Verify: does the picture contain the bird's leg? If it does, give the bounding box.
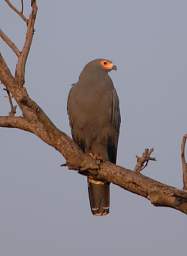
[79,154,99,174]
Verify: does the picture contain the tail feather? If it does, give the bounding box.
[87,177,110,216]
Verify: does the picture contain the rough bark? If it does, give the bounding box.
[1,0,187,215]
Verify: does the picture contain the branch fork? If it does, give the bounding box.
[4,0,28,23]
[134,148,156,173]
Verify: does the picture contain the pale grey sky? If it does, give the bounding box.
[0,1,187,255]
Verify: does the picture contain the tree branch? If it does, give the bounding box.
[134,148,156,173]
[15,0,38,86]
[181,134,187,190]
[95,162,187,214]
[0,29,20,57]
[21,0,24,14]
[1,113,187,215]
[0,52,16,89]
[4,0,27,23]
[0,116,35,133]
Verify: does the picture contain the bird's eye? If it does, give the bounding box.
[100,60,113,70]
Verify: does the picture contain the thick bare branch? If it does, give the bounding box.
[0,52,16,88]
[181,134,187,190]
[4,0,27,23]
[0,52,33,113]
[0,29,20,57]
[15,0,38,86]
[0,116,34,133]
[1,111,187,214]
[97,162,187,214]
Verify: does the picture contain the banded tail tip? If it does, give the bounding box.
[91,207,109,216]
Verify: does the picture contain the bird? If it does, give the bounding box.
[67,59,121,216]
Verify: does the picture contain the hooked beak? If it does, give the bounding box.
[112,64,117,71]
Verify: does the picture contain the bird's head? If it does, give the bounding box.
[99,59,117,72]
[79,59,117,81]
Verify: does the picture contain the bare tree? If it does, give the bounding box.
[1,0,187,215]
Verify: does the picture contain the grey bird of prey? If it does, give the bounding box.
[67,59,121,216]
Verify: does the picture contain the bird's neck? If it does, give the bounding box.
[79,72,108,84]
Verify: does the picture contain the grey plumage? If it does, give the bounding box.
[67,59,120,215]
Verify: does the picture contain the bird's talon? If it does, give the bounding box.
[80,158,99,172]
[88,152,104,164]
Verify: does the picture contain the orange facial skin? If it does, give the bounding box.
[100,60,117,71]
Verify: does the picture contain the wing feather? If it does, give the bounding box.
[67,85,86,151]
[107,88,121,163]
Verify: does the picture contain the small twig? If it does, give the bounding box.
[181,134,187,190]
[134,148,156,173]
[3,88,17,116]
[21,0,24,14]
[0,29,20,57]
[4,0,28,23]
